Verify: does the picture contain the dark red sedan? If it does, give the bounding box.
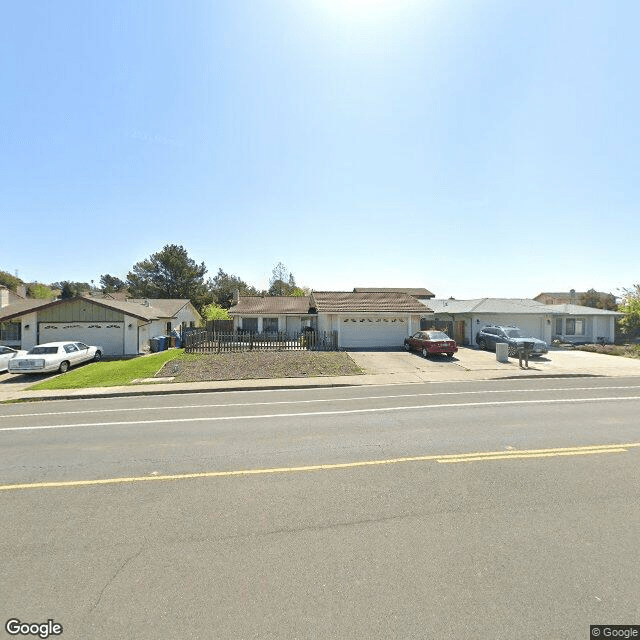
[404,330,458,358]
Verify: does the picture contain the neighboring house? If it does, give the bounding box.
[353,287,435,299]
[422,298,622,346]
[534,290,614,305]
[230,291,430,348]
[229,296,316,335]
[0,295,201,356]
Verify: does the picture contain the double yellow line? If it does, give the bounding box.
[0,443,637,492]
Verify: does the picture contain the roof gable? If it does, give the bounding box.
[230,296,312,315]
[311,291,429,313]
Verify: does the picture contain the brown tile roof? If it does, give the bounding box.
[311,291,430,313]
[353,287,435,298]
[230,296,313,315]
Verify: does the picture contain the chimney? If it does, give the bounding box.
[0,286,9,308]
[570,289,576,304]
[232,288,239,305]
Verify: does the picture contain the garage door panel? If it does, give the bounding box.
[38,323,124,355]
[340,317,409,348]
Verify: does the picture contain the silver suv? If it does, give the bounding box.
[475,325,548,357]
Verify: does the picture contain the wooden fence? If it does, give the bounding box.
[184,330,338,353]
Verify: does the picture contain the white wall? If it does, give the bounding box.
[21,313,38,350]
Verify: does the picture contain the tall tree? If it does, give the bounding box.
[579,288,617,311]
[54,281,90,299]
[126,245,208,307]
[268,262,302,296]
[208,268,258,309]
[619,284,640,337]
[99,274,127,293]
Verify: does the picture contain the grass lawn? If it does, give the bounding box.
[28,350,184,390]
[27,349,363,390]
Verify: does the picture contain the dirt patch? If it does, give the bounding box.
[156,351,363,382]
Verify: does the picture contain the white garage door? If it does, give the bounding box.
[340,317,409,348]
[38,323,125,356]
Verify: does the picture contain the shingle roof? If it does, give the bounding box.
[311,291,430,313]
[230,296,313,315]
[353,287,435,298]
[425,298,622,316]
[0,296,199,322]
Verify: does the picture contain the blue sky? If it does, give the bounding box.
[2,0,638,298]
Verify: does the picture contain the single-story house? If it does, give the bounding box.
[0,294,201,356]
[421,298,622,346]
[230,291,430,348]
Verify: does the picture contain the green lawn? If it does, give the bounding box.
[28,350,184,390]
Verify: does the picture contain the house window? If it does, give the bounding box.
[242,318,258,333]
[565,318,585,336]
[0,322,21,342]
[166,322,172,334]
[555,318,563,335]
[263,317,278,333]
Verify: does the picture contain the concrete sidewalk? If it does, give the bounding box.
[3,348,640,403]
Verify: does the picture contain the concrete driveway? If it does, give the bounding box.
[347,346,640,378]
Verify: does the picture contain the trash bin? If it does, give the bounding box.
[150,337,160,353]
[156,336,167,351]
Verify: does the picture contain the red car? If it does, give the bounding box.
[404,330,458,358]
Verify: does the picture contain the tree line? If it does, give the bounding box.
[1,245,308,321]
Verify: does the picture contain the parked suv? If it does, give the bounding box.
[475,325,548,357]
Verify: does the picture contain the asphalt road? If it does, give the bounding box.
[1,377,639,639]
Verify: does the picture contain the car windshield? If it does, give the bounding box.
[505,329,526,338]
[426,331,450,340]
[28,347,59,355]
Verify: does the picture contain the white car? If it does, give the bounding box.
[7,341,103,374]
[0,346,27,372]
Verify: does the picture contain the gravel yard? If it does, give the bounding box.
[156,351,363,382]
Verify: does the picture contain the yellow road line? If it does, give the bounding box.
[0,442,638,492]
[438,448,628,463]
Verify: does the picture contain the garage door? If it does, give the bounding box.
[38,322,125,356]
[340,317,409,348]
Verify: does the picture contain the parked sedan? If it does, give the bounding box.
[0,346,27,372]
[7,341,103,374]
[404,330,458,358]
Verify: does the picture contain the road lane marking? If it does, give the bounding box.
[2,395,640,432]
[6,385,640,418]
[0,443,638,491]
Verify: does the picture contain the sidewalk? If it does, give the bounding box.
[2,347,640,404]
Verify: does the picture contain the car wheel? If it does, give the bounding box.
[59,361,70,373]
[422,348,429,358]
[404,342,410,351]
[508,345,518,357]
[446,353,454,358]
[93,350,102,362]
[478,339,487,350]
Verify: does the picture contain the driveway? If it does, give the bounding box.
[347,346,640,378]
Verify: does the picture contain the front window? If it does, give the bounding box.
[263,317,278,333]
[505,329,526,338]
[0,322,21,342]
[242,318,258,333]
[555,318,563,335]
[64,344,79,353]
[565,318,585,336]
